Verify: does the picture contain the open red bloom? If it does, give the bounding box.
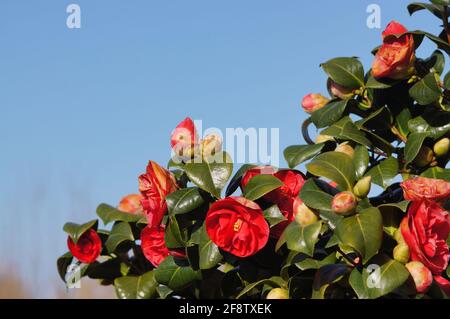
[139,161,178,228]
[205,197,269,258]
[401,201,450,275]
[67,229,102,264]
[372,21,415,80]
[241,166,276,189]
[141,226,169,267]
[401,177,450,202]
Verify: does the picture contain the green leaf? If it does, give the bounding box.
[184,151,233,198]
[365,74,396,89]
[97,204,143,225]
[404,132,429,165]
[198,223,222,270]
[312,264,350,299]
[154,256,201,291]
[57,252,73,282]
[408,30,450,55]
[105,222,135,253]
[321,116,371,147]
[311,100,348,129]
[408,2,444,19]
[349,255,410,299]
[423,50,445,75]
[63,219,98,244]
[295,253,337,271]
[321,57,364,88]
[284,144,325,169]
[236,277,285,299]
[408,112,450,139]
[409,73,441,105]
[243,174,284,201]
[421,167,450,181]
[225,164,257,197]
[444,72,450,90]
[166,187,205,216]
[114,271,158,299]
[263,205,288,227]
[299,179,333,211]
[430,0,450,7]
[164,215,188,249]
[356,106,393,131]
[306,151,356,191]
[284,221,322,256]
[354,145,370,180]
[395,108,412,140]
[335,207,383,264]
[364,157,399,189]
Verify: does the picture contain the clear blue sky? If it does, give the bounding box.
[0,0,440,297]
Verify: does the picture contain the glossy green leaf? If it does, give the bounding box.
[236,277,285,299]
[284,144,325,169]
[57,252,73,282]
[364,157,399,189]
[63,219,98,244]
[321,116,371,146]
[243,174,284,201]
[225,164,257,197]
[421,167,450,181]
[263,205,287,227]
[164,215,188,249]
[444,72,450,90]
[154,256,201,291]
[404,132,429,165]
[97,204,143,225]
[198,223,222,270]
[184,151,233,198]
[395,108,412,140]
[409,73,441,105]
[408,112,450,139]
[299,179,333,211]
[354,145,370,179]
[295,253,337,271]
[284,221,322,256]
[356,106,393,130]
[166,187,205,216]
[335,207,383,264]
[306,152,356,191]
[114,271,158,299]
[321,57,364,88]
[408,2,444,19]
[105,222,135,253]
[311,99,348,129]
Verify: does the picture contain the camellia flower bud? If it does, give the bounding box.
[412,146,434,168]
[316,134,335,144]
[201,133,222,158]
[301,93,329,114]
[353,176,372,199]
[327,78,354,100]
[331,191,358,216]
[405,261,433,293]
[433,138,450,158]
[335,142,355,159]
[394,229,405,244]
[393,243,410,264]
[266,288,289,299]
[293,198,318,226]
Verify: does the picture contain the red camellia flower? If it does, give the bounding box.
[241,166,276,189]
[67,229,102,264]
[205,197,269,258]
[266,170,306,203]
[400,201,450,275]
[372,21,415,79]
[139,161,178,228]
[141,226,169,267]
[401,177,450,202]
[118,194,143,213]
[170,117,198,157]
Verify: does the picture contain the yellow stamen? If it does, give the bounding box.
[233,219,243,232]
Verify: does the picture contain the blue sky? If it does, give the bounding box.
[0,0,441,297]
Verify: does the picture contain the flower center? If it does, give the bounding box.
[233,218,243,232]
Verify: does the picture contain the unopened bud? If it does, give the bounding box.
[394,229,405,244]
[433,138,450,157]
[412,146,434,168]
[201,134,222,158]
[293,198,319,226]
[405,261,433,293]
[301,93,329,114]
[393,244,410,264]
[335,142,355,159]
[327,78,354,100]
[266,288,289,299]
[331,191,358,216]
[353,176,372,198]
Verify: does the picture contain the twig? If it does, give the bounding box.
[336,247,359,267]
[302,118,315,145]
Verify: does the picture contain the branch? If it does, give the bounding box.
[302,118,315,145]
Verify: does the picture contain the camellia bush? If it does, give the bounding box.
[58,1,450,299]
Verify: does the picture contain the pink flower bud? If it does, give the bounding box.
[335,142,355,159]
[293,198,318,226]
[405,261,433,293]
[201,134,222,158]
[171,117,198,158]
[331,191,357,216]
[301,94,329,114]
[327,79,354,100]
